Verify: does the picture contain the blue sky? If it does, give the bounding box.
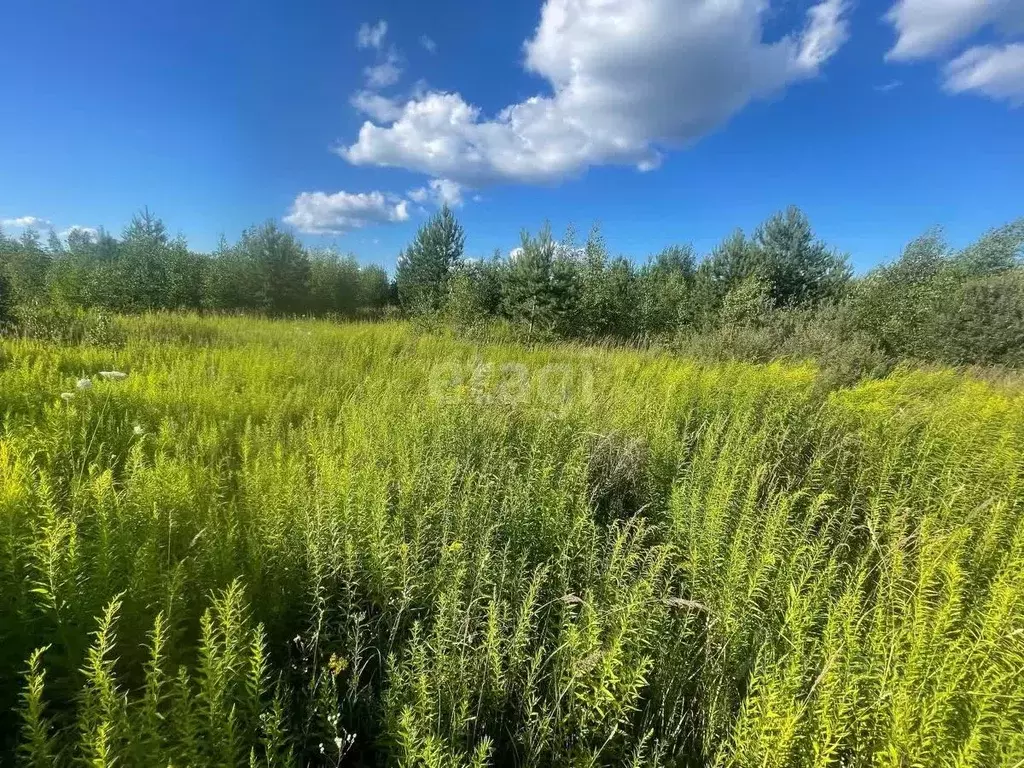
[1,0,1022,273]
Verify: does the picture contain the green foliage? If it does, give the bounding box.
[634,245,696,337]
[9,303,127,347]
[845,229,952,359]
[501,224,578,338]
[119,207,171,311]
[719,274,774,328]
[20,210,391,320]
[0,237,12,325]
[0,228,52,306]
[751,205,851,307]
[307,250,364,316]
[571,224,635,338]
[397,204,465,314]
[5,203,1024,378]
[845,219,1024,366]
[165,238,208,310]
[937,269,1024,366]
[953,218,1024,277]
[234,222,312,315]
[692,229,761,324]
[0,314,1022,766]
[443,260,500,332]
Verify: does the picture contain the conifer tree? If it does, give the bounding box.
[396,204,465,314]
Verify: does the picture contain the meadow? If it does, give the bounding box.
[0,313,1021,767]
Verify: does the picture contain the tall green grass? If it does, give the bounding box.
[0,313,1021,766]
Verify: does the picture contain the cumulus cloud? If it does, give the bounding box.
[885,0,1024,60]
[2,215,51,229]
[284,191,410,234]
[357,20,388,50]
[420,35,437,53]
[944,43,1024,104]
[60,225,99,239]
[340,0,850,187]
[408,179,463,207]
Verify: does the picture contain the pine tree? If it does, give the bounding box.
[396,204,465,314]
[120,207,170,310]
[502,224,576,336]
[692,229,759,326]
[751,206,850,307]
[235,222,311,315]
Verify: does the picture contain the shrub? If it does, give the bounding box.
[10,304,127,347]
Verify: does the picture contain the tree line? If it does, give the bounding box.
[0,209,393,320]
[2,205,1023,371]
[396,205,1024,372]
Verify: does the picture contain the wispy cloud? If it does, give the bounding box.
[944,44,1024,106]
[420,35,437,53]
[874,80,903,92]
[364,50,403,89]
[883,0,1024,105]
[357,20,387,50]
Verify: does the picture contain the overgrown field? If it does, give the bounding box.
[0,314,1022,766]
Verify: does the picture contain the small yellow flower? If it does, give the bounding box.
[327,653,349,677]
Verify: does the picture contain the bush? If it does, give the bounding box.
[937,270,1024,367]
[675,305,890,388]
[10,304,127,347]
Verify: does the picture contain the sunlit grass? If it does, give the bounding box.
[0,313,1021,766]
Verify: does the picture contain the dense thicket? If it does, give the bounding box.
[2,206,1022,370]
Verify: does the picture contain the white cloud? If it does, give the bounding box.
[284,191,410,234]
[874,79,904,91]
[350,90,405,122]
[357,21,388,50]
[944,43,1024,104]
[2,215,51,229]
[364,49,403,89]
[408,178,464,207]
[797,0,851,71]
[885,0,1024,60]
[60,225,99,239]
[340,0,850,187]
[420,35,437,53]
[407,188,430,204]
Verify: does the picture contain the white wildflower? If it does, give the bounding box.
[76,378,93,390]
[99,371,128,381]
[133,424,145,436]
[60,392,75,402]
